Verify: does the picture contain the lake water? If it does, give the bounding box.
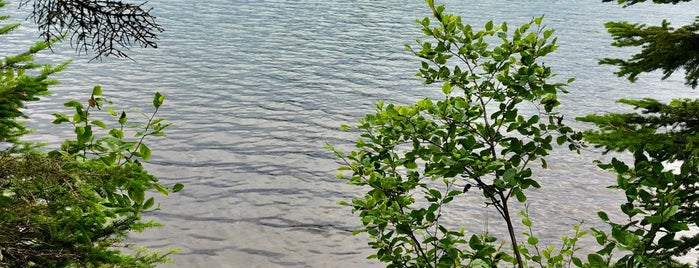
[3,0,698,267]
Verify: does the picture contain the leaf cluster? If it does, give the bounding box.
[600,18,699,88]
[0,0,66,145]
[578,99,699,267]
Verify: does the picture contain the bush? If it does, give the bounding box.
[0,1,181,266]
[329,1,698,267]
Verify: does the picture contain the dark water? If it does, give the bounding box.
[3,0,698,267]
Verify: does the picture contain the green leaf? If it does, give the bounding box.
[52,113,70,124]
[442,82,452,95]
[587,254,606,267]
[91,120,107,129]
[92,85,102,96]
[405,161,418,169]
[143,197,155,209]
[527,236,539,245]
[109,129,124,139]
[172,183,184,193]
[153,92,165,108]
[139,144,152,160]
[485,20,493,31]
[64,100,83,108]
[129,189,145,205]
[468,235,482,250]
[118,111,127,124]
[533,16,543,26]
[515,190,526,202]
[543,29,554,39]
[556,135,567,145]
[152,184,169,195]
[503,168,517,183]
[428,189,442,199]
[611,158,628,173]
[421,17,430,27]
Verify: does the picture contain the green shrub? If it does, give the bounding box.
[0,1,181,266]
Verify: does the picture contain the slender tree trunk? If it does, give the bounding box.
[500,192,524,268]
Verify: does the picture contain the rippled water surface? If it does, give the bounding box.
[4,0,698,267]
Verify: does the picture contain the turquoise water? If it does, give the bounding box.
[4,0,698,267]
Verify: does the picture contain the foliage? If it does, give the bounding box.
[20,0,164,59]
[0,1,181,266]
[0,0,66,145]
[328,1,582,267]
[578,99,699,267]
[600,3,699,88]
[576,0,699,267]
[0,147,177,267]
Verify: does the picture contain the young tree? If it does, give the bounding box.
[329,1,582,267]
[577,1,698,266]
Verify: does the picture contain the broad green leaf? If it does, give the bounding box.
[527,236,538,245]
[92,85,102,96]
[485,20,493,31]
[143,197,155,209]
[503,168,517,183]
[119,111,127,124]
[515,190,526,202]
[128,189,145,205]
[64,100,82,108]
[172,183,184,193]
[442,82,452,95]
[153,92,165,108]
[52,113,70,124]
[139,144,152,160]
[533,16,543,26]
[91,120,107,129]
[152,184,169,195]
[587,254,606,267]
[405,161,418,169]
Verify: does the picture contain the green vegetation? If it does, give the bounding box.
[578,0,699,266]
[330,0,698,267]
[0,0,180,266]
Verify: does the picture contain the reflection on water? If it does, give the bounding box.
[4,0,698,267]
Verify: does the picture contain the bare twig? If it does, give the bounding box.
[20,0,164,60]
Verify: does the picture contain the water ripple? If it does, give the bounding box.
[5,0,697,266]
